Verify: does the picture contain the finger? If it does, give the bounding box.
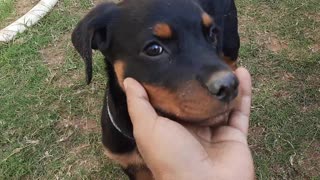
[229,67,252,135]
[234,67,252,116]
[210,126,248,145]
[123,78,159,138]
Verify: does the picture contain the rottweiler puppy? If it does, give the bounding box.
[72,0,240,179]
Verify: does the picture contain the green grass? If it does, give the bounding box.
[237,0,320,178]
[0,0,125,179]
[0,0,15,25]
[0,0,319,179]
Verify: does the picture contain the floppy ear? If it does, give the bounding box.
[200,0,240,61]
[71,3,119,84]
[221,0,240,61]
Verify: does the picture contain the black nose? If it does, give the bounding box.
[206,71,239,102]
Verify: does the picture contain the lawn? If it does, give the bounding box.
[0,0,39,29]
[0,0,319,179]
[0,0,15,26]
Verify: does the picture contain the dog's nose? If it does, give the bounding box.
[206,71,239,102]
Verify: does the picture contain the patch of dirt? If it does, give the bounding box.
[239,5,288,53]
[281,72,295,81]
[305,74,320,85]
[40,45,65,69]
[65,158,101,178]
[296,141,320,178]
[266,36,288,53]
[77,158,100,170]
[40,32,87,88]
[304,27,320,44]
[86,94,105,117]
[300,74,320,112]
[271,164,291,179]
[242,5,288,52]
[309,44,320,53]
[70,144,91,154]
[238,15,253,44]
[39,0,126,73]
[301,104,320,113]
[55,149,101,178]
[273,90,291,99]
[15,0,39,17]
[40,33,71,70]
[248,126,267,152]
[53,71,84,88]
[56,117,99,134]
[256,32,288,53]
[307,13,320,23]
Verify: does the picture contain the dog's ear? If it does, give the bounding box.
[71,3,119,84]
[200,0,240,61]
[220,0,239,61]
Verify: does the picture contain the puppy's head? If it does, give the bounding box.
[72,0,240,126]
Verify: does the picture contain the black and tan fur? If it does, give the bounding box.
[72,0,240,179]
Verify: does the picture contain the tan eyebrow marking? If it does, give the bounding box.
[153,23,172,39]
[202,13,213,27]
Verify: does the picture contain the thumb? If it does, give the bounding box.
[123,78,159,139]
[229,67,252,135]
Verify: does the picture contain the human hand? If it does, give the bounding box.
[124,67,254,180]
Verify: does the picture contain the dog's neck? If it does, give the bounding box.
[106,90,134,140]
[106,61,135,140]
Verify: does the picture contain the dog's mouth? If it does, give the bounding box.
[156,108,232,127]
[144,80,239,127]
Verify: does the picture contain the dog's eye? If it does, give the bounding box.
[144,43,163,56]
[208,26,219,44]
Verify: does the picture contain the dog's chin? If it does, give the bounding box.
[195,111,230,127]
[156,108,231,127]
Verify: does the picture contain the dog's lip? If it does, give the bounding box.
[155,107,231,127]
